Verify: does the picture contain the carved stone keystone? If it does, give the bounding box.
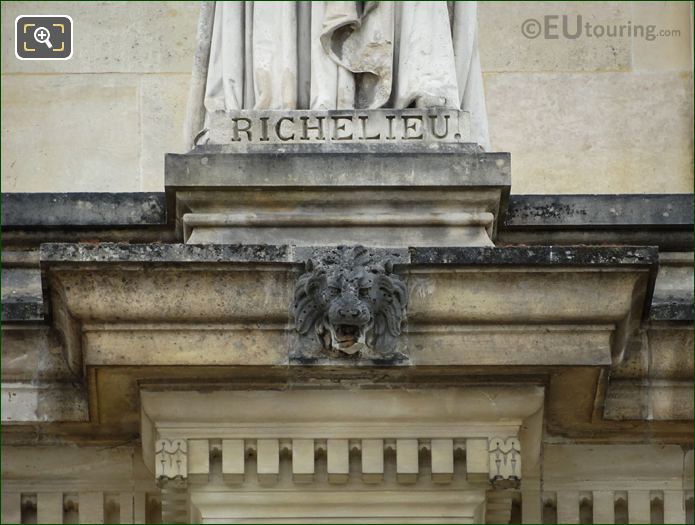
[292,245,408,360]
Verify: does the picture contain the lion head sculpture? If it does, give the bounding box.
[293,246,408,357]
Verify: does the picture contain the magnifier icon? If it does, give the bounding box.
[34,26,52,49]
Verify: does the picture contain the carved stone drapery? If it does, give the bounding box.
[185,2,491,150]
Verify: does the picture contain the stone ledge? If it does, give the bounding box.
[496,230,693,252]
[39,242,655,373]
[40,242,292,264]
[165,148,511,189]
[650,252,694,322]
[1,267,44,322]
[505,194,693,229]
[3,192,691,241]
[649,298,694,321]
[1,192,167,228]
[1,382,88,423]
[1,298,43,323]
[191,141,485,156]
[603,379,693,421]
[408,246,658,267]
[39,243,658,269]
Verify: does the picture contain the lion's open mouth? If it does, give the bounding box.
[328,323,368,354]
[335,325,360,343]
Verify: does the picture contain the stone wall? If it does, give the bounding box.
[481,2,694,194]
[1,1,197,192]
[1,1,693,193]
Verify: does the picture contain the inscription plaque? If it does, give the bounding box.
[205,109,471,146]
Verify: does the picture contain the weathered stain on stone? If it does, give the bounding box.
[2,192,167,227]
[39,243,659,269]
[39,242,293,264]
[650,297,694,321]
[1,298,44,322]
[408,246,658,267]
[505,194,693,228]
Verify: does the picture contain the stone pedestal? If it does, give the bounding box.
[165,143,510,247]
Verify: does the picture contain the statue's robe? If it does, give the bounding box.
[186,1,489,149]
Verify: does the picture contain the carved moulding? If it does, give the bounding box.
[141,388,543,523]
[154,438,189,523]
[152,437,522,488]
[292,245,408,362]
[155,438,187,484]
[488,437,521,489]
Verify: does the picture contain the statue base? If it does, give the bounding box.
[165,143,510,247]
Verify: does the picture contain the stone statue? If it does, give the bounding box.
[293,246,408,358]
[185,1,490,149]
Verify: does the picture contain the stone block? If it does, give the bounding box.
[1,1,199,74]
[651,253,694,321]
[140,75,189,191]
[486,71,693,194]
[684,450,693,483]
[166,147,510,246]
[603,380,647,420]
[505,195,694,228]
[0,445,135,481]
[628,490,651,524]
[1,382,39,421]
[1,492,20,525]
[291,439,314,483]
[479,2,631,72]
[327,439,349,484]
[649,382,694,420]
[405,264,647,324]
[37,493,63,524]
[408,325,612,367]
[1,382,88,422]
[1,268,43,322]
[521,490,542,524]
[222,439,245,484]
[663,490,687,524]
[465,438,489,482]
[631,2,693,71]
[556,491,580,524]
[592,490,615,524]
[187,439,210,483]
[431,439,454,483]
[84,326,288,367]
[119,493,134,525]
[646,326,693,380]
[396,439,419,484]
[361,439,384,484]
[79,492,104,524]
[1,75,140,192]
[543,444,684,491]
[256,439,279,485]
[1,193,167,227]
[1,327,73,382]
